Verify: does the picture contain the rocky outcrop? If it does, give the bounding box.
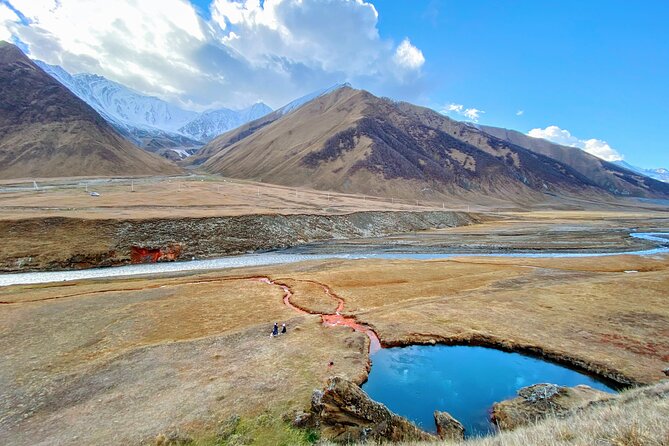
[663,368,669,377]
[434,410,465,440]
[111,211,476,261]
[0,211,476,271]
[310,376,436,443]
[130,244,182,264]
[492,383,613,430]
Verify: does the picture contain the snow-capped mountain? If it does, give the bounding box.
[178,102,272,142]
[34,61,198,146]
[614,161,669,183]
[278,82,351,115]
[34,61,272,151]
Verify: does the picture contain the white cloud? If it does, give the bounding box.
[213,0,382,74]
[446,103,463,113]
[393,38,425,70]
[463,108,483,121]
[0,3,19,41]
[3,0,426,110]
[516,110,524,116]
[527,125,624,162]
[8,0,208,106]
[441,103,485,122]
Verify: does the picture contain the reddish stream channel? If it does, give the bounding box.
[255,277,381,354]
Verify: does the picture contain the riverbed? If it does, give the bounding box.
[0,232,669,286]
[0,232,667,287]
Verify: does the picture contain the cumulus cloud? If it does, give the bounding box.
[446,104,463,113]
[527,125,624,162]
[393,38,425,70]
[516,110,524,116]
[4,0,426,110]
[463,108,483,121]
[441,103,485,122]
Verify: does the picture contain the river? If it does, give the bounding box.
[0,232,667,287]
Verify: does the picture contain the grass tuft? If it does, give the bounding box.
[187,411,319,446]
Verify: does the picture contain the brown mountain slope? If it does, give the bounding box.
[0,42,180,179]
[480,125,669,197]
[194,86,666,204]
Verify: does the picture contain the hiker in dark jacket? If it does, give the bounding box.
[271,322,279,337]
[281,323,287,334]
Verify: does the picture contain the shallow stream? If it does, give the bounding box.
[0,232,667,287]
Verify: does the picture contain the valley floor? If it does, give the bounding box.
[0,174,443,220]
[1,174,666,220]
[0,208,668,444]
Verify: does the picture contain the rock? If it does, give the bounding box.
[434,410,465,440]
[663,367,669,377]
[311,376,436,443]
[492,383,613,430]
[131,243,183,264]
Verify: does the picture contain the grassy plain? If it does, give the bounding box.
[1,209,668,444]
[0,174,446,220]
[1,174,667,220]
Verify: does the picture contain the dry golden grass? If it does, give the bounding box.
[281,255,669,384]
[0,174,451,220]
[2,173,666,221]
[0,272,369,445]
[2,212,669,444]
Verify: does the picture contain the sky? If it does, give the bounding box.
[0,0,667,168]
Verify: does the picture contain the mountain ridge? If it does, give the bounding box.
[177,102,272,142]
[190,86,669,204]
[479,125,669,195]
[0,41,180,179]
[34,60,272,150]
[613,160,669,183]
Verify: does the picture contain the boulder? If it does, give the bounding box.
[663,367,669,377]
[434,410,465,440]
[492,383,612,430]
[311,376,436,443]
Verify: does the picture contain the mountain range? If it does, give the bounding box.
[2,40,667,204]
[479,126,669,192]
[33,57,668,189]
[35,61,272,157]
[612,161,669,183]
[0,42,179,179]
[191,86,669,203]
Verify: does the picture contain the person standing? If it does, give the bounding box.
[271,322,279,337]
[281,323,287,334]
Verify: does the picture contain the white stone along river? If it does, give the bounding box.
[0,232,667,287]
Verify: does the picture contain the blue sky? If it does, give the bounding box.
[1,0,667,168]
[374,0,669,168]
